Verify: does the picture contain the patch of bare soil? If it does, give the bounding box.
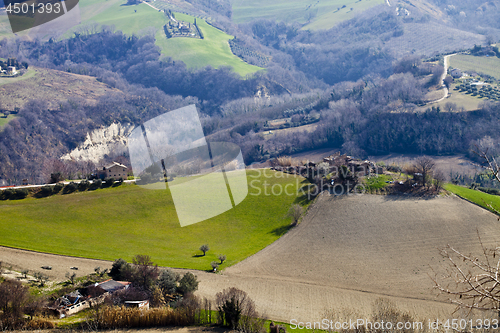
[199,194,500,322]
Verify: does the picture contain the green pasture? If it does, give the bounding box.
[77,0,261,76]
[0,170,310,270]
[450,54,500,80]
[231,0,384,30]
[444,183,500,215]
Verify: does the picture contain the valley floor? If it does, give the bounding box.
[2,193,498,323]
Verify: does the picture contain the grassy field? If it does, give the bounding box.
[444,183,500,214]
[231,0,384,30]
[363,174,392,190]
[0,67,36,86]
[450,54,500,80]
[417,84,482,112]
[0,170,309,270]
[76,0,261,76]
[155,13,261,75]
[0,113,15,128]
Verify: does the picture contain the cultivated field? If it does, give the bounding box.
[231,0,385,29]
[0,67,123,111]
[202,193,500,321]
[385,23,486,59]
[450,54,500,80]
[0,170,308,270]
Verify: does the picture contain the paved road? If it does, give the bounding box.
[0,179,136,191]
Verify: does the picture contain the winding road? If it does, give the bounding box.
[430,53,456,104]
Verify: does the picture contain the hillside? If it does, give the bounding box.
[75,0,262,76]
[0,170,309,270]
[198,193,500,321]
[0,66,124,112]
[231,0,385,30]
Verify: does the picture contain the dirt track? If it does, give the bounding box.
[2,194,499,323]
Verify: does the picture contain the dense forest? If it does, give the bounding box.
[0,1,500,184]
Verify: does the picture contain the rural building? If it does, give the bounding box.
[97,162,128,180]
[450,68,462,78]
[94,279,131,293]
[7,66,17,75]
[125,300,149,309]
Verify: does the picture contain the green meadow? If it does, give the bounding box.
[0,170,310,270]
[77,0,261,76]
[231,0,385,30]
[450,54,500,80]
[444,183,500,215]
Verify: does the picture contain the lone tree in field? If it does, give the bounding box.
[413,156,435,188]
[287,204,303,226]
[200,244,210,256]
[211,261,219,271]
[218,254,227,264]
[432,148,500,316]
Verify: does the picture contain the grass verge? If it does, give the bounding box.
[444,183,500,214]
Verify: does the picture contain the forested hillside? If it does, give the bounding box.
[0,0,499,184]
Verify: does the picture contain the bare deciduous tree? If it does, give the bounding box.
[414,156,435,188]
[287,204,304,226]
[432,149,500,316]
[433,169,446,191]
[432,232,500,317]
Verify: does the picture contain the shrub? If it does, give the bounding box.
[53,183,64,193]
[89,179,102,190]
[158,269,179,296]
[63,182,77,194]
[12,189,28,200]
[39,185,53,197]
[215,287,264,332]
[78,180,90,191]
[178,272,198,295]
[103,178,115,188]
[1,188,13,200]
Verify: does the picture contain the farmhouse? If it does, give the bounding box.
[94,279,131,293]
[48,279,131,318]
[97,162,128,180]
